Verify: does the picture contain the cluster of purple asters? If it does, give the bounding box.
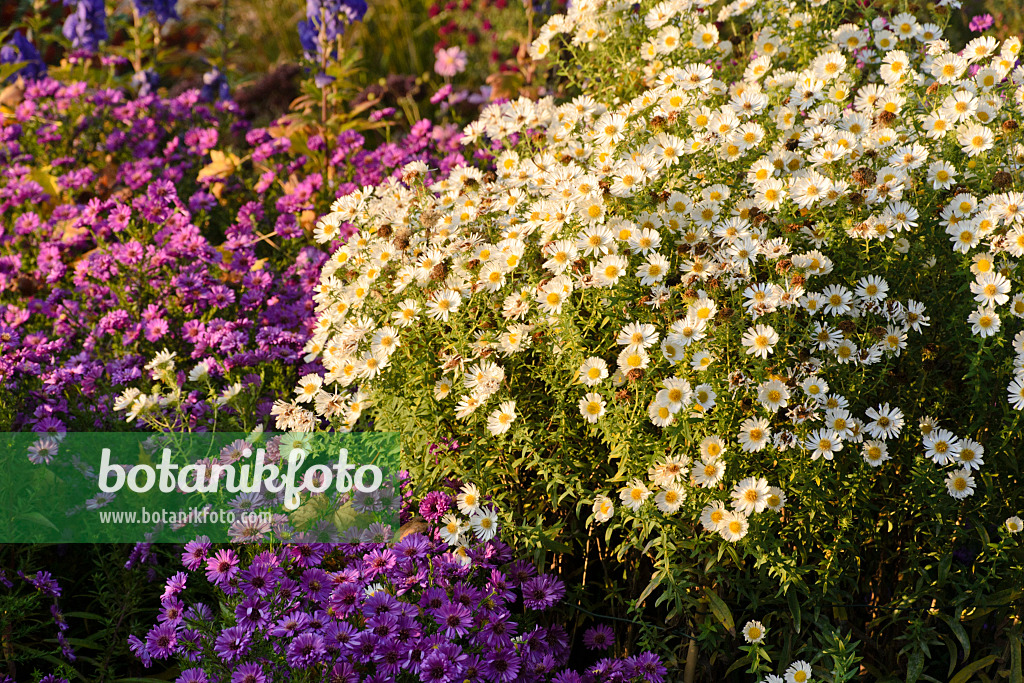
[129,498,666,683]
[0,77,466,433]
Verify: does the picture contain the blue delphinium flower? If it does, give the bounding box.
[297,0,369,61]
[1,32,47,81]
[62,0,108,52]
[132,0,179,24]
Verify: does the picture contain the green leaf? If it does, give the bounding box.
[0,63,26,86]
[906,649,924,683]
[788,589,802,634]
[949,655,999,683]
[704,587,735,635]
[938,614,970,661]
[13,512,59,532]
[1010,630,1022,683]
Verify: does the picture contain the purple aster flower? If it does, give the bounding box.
[363,548,397,577]
[182,536,210,570]
[205,548,239,585]
[627,652,667,683]
[421,651,457,682]
[145,622,177,660]
[235,595,271,630]
[301,567,332,603]
[435,602,474,638]
[286,632,326,669]
[176,668,209,683]
[329,582,362,616]
[418,491,452,522]
[128,634,151,668]
[483,646,521,683]
[162,571,188,600]
[213,626,251,663]
[521,574,565,610]
[583,624,615,650]
[230,662,266,683]
[270,610,311,638]
[506,559,536,586]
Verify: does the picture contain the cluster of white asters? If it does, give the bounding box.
[284,0,1024,543]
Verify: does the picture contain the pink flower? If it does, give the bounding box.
[434,46,467,78]
[969,14,994,32]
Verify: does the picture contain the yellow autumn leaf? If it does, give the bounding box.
[197,150,241,182]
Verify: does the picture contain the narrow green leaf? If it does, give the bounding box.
[906,649,924,683]
[949,655,999,683]
[704,587,735,635]
[788,589,802,634]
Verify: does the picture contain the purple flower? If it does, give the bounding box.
[435,602,474,638]
[418,491,453,522]
[205,548,240,585]
[176,668,209,683]
[182,536,210,570]
[483,646,521,682]
[62,0,107,51]
[213,625,251,663]
[421,651,457,682]
[969,14,994,32]
[286,632,326,668]
[583,624,615,650]
[145,622,178,660]
[521,574,565,610]
[230,662,266,683]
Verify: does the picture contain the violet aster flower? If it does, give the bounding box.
[583,624,615,650]
[145,622,178,660]
[286,632,326,668]
[230,663,265,683]
[435,601,474,637]
[418,490,453,521]
[521,574,565,610]
[175,669,209,683]
[213,625,251,663]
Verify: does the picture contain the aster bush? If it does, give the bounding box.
[129,489,666,683]
[287,0,1024,677]
[0,74,466,432]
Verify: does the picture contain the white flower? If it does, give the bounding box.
[654,484,686,514]
[742,620,766,644]
[470,507,499,541]
[456,483,482,515]
[1006,516,1023,533]
[741,324,779,359]
[486,400,517,435]
[579,392,607,423]
[732,476,770,515]
[945,468,976,499]
[592,495,615,523]
[619,479,651,512]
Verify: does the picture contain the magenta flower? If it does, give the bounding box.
[205,548,240,585]
[969,14,994,32]
[434,46,468,77]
